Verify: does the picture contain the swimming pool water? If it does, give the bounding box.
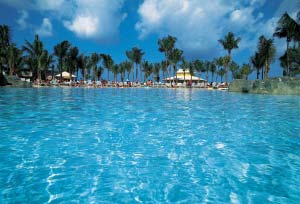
[0,88,300,203]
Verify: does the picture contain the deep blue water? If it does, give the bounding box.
[0,88,300,204]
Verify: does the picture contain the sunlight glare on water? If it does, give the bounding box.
[0,88,300,203]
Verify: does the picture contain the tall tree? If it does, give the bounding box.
[100,54,114,81]
[54,40,71,81]
[7,43,23,76]
[161,60,168,79]
[129,47,144,82]
[240,63,252,80]
[158,35,177,78]
[258,35,276,79]
[91,52,100,81]
[251,52,264,79]
[274,12,299,76]
[78,54,90,81]
[0,25,11,73]
[229,61,239,80]
[122,60,132,80]
[111,64,119,82]
[153,63,161,82]
[23,35,46,82]
[218,32,241,83]
[119,62,127,84]
[169,48,183,84]
[97,66,104,81]
[67,46,79,83]
[193,59,204,79]
[125,50,135,81]
[181,59,189,83]
[189,61,195,82]
[210,61,216,82]
[217,68,226,82]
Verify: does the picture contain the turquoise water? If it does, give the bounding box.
[0,88,300,204]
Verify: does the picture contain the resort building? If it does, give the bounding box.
[163,69,207,85]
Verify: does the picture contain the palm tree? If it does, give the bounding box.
[111,64,119,82]
[85,56,92,80]
[78,54,90,81]
[210,61,216,82]
[215,57,223,81]
[142,60,153,81]
[41,50,54,80]
[169,48,183,84]
[119,62,127,84]
[193,59,204,79]
[279,47,300,76]
[91,52,100,81]
[257,35,276,79]
[273,12,299,76]
[161,60,168,79]
[54,40,71,81]
[129,47,144,82]
[158,35,177,78]
[229,60,239,80]
[153,63,161,82]
[122,60,132,80]
[125,50,135,81]
[67,46,79,84]
[181,59,189,83]
[189,61,195,82]
[97,66,104,81]
[100,54,114,81]
[251,52,264,79]
[203,61,210,82]
[23,35,46,82]
[218,32,241,83]
[240,63,252,80]
[0,25,11,73]
[217,68,226,82]
[7,43,22,76]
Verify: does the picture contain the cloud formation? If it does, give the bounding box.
[135,0,297,59]
[63,0,126,41]
[16,10,28,30]
[1,0,126,41]
[35,18,53,37]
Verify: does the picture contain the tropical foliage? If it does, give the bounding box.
[0,11,298,85]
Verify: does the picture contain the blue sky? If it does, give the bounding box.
[0,0,299,80]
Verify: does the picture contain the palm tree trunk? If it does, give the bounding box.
[287,39,290,77]
[140,64,142,82]
[264,61,268,79]
[59,60,63,81]
[174,64,177,85]
[136,63,138,82]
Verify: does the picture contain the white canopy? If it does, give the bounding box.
[55,71,76,79]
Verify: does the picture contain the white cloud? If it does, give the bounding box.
[35,0,65,10]
[64,15,98,38]
[35,18,53,37]
[1,0,125,41]
[136,0,258,59]
[135,0,299,60]
[63,0,125,41]
[16,10,28,30]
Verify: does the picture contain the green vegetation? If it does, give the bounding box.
[0,11,299,85]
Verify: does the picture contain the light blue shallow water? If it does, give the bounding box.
[0,88,299,204]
